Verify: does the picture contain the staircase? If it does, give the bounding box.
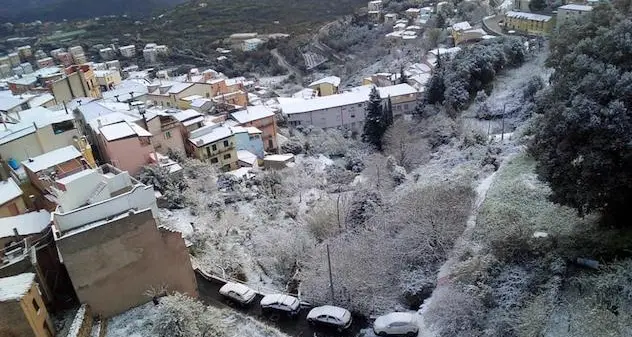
[87,181,108,204]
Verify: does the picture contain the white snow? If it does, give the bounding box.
[67,304,87,337]
[21,145,81,172]
[308,76,341,87]
[231,106,275,124]
[99,121,150,141]
[0,273,34,302]
[0,177,23,205]
[0,210,51,238]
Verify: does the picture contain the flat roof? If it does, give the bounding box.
[559,4,593,11]
[309,76,341,88]
[22,145,81,172]
[99,121,151,141]
[0,273,35,302]
[189,124,233,147]
[0,177,23,205]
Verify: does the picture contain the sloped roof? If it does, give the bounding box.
[309,76,341,88]
[0,177,23,205]
[231,106,274,124]
[0,273,35,302]
[506,11,553,21]
[0,210,50,239]
[21,146,81,173]
[99,121,151,141]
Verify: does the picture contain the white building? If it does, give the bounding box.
[99,48,116,61]
[119,45,136,58]
[143,48,158,64]
[556,4,593,29]
[243,38,265,52]
[281,84,418,131]
[68,46,84,57]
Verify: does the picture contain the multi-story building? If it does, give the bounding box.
[94,69,122,91]
[281,84,418,131]
[36,57,55,69]
[21,145,94,194]
[99,48,116,61]
[556,4,593,29]
[119,45,136,58]
[51,64,101,104]
[188,123,238,171]
[72,53,87,65]
[146,82,214,109]
[8,52,20,67]
[231,106,278,152]
[242,38,264,52]
[17,46,32,60]
[0,273,55,337]
[504,11,553,36]
[68,46,84,57]
[51,164,197,317]
[56,52,73,67]
[95,121,154,176]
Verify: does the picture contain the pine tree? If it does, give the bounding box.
[362,87,388,150]
[399,65,407,84]
[385,95,394,127]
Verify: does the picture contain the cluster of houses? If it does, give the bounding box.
[0,29,434,334]
[503,0,598,36]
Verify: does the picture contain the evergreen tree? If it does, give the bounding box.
[385,96,394,126]
[529,0,547,12]
[399,65,407,84]
[362,87,388,150]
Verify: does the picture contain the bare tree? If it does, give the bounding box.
[383,119,431,171]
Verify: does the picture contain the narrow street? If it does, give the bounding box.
[195,272,369,337]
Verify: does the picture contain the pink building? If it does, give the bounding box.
[97,121,154,176]
[231,106,278,152]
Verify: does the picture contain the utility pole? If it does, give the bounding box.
[501,103,506,141]
[327,244,334,303]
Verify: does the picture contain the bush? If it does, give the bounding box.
[426,285,485,337]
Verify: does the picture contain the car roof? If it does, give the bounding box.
[260,294,299,307]
[219,282,254,296]
[307,305,350,319]
[375,312,415,326]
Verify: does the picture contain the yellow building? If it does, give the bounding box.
[188,124,238,171]
[94,69,122,92]
[0,273,55,337]
[147,82,214,109]
[0,177,26,218]
[51,65,101,104]
[308,76,341,97]
[504,11,554,36]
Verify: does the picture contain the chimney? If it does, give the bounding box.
[13,228,19,240]
[97,119,103,129]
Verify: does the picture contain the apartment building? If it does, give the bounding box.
[51,64,101,104]
[556,4,593,29]
[51,165,197,317]
[504,11,554,36]
[96,121,154,176]
[0,177,26,218]
[188,123,238,171]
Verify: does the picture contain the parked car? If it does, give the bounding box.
[373,312,419,337]
[260,294,301,316]
[219,282,256,306]
[307,305,352,331]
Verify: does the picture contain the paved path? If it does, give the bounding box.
[271,48,303,83]
[483,14,505,36]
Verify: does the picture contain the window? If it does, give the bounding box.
[52,120,75,134]
[350,114,356,118]
[223,140,229,147]
[210,157,218,164]
[206,147,211,157]
[357,103,362,107]
[205,93,210,98]
[32,298,40,313]
[165,131,172,139]
[197,122,203,128]
[20,102,30,110]
[223,153,231,159]
[211,144,217,151]
[166,102,171,107]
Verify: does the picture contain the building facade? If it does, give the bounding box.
[504,11,553,36]
[556,4,593,29]
[51,65,101,104]
[0,273,55,337]
[188,124,238,171]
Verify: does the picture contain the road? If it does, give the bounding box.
[195,272,370,337]
[271,48,303,83]
[311,21,345,63]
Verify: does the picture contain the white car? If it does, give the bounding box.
[219,282,256,306]
[260,294,301,316]
[373,312,419,337]
[307,305,352,331]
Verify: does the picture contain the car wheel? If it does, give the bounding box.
[406,331,417,337]
[308,319,315,326]
[377,331,387,337]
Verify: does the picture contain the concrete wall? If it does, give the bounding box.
[234,132,264,159]
[144,118,186,155]
[0,124,79,164]
[0,300,35,337]
[57,209,197,318]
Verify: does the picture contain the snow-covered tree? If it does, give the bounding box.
[383,119,430,171]
[362,87,389,150]
[153,293,224,337]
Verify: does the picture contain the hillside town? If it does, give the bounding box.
[0,0,631,336]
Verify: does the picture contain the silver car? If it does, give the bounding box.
[260,294,301,316]
[218,282,256,306]
[373,312,419,336]
[307,305,352,331]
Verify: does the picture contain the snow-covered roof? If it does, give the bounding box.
[0,273,35,302]
[281,84,417,115]
[189,124,233,147]
[0,210,50,239]
[292,88,317,99]
[0,95,32,111]
[506,11,553,21]
[559,4,593,11]
[0,107,75,146]
[172,109,203,122]
[246,126,262,134]
[167,82,195,94]
[452,21,472,31]
[22,146,81,173]
[237,150,258,166]
[428,47,462,56]
[0,177,22,205]
[182,116,205,127]
[231,106,274,124]
[191,98,212,108]
[27,93,54,108]
[308,76,341,88]
[406,8,421,12]
[88,112,139,132]
[99,121,151,141]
